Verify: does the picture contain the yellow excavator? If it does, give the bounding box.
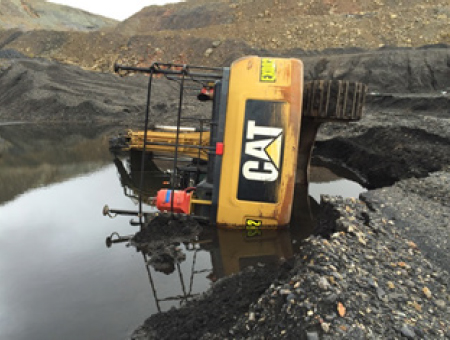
[108,56,366,229]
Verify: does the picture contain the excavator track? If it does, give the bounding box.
[303,80,367,121]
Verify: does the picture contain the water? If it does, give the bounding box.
[0,125,365,340]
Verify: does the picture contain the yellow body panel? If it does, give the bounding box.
[217,56,303,228]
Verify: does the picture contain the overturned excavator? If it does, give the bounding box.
[105,56,366,230]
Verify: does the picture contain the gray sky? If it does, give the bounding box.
[47,0,183,21]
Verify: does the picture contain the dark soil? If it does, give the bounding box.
[132,262,286,340]
[1,47,450,126]
[361,172,450,272]
[314,126,450,189]
[133,215,203,251]
[0,58,211,125]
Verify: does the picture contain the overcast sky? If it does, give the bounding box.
[47,0,183,21]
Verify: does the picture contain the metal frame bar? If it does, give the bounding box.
[138,69,154,228]
[171,68,186,213]
[114,61,225,227]
[142,141,215,150]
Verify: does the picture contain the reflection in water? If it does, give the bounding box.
[107,153,339,312]
[132,228,297,312]
[106,153,366,315]
[0,124,117,205]
[113,150,170,204]
[0,125,169,340]
[127,205,317,313]
[141,246,207,313]
[0,165,161,340]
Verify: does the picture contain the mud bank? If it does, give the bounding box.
[315,123,450,189]
[314,93,450,189]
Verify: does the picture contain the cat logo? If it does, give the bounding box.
[242,120,283,182]
[238,100,285,203]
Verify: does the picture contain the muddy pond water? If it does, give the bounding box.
[0,124,365,340]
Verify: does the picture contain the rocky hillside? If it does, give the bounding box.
[1,0,450,72]
[0,0,116,31]
[115,0,450,51]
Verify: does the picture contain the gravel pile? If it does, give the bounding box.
[131,193,450,339]
[362,171,450,274]
[206,196,450,339]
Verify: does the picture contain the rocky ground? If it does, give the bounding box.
[208,195,450,340]
[1,0,450,72]
[131,189,450,339]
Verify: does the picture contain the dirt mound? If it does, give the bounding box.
[0,58,209,124]
[113,0,450,53]
[1,48,450,124]
[115,2,234,34]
